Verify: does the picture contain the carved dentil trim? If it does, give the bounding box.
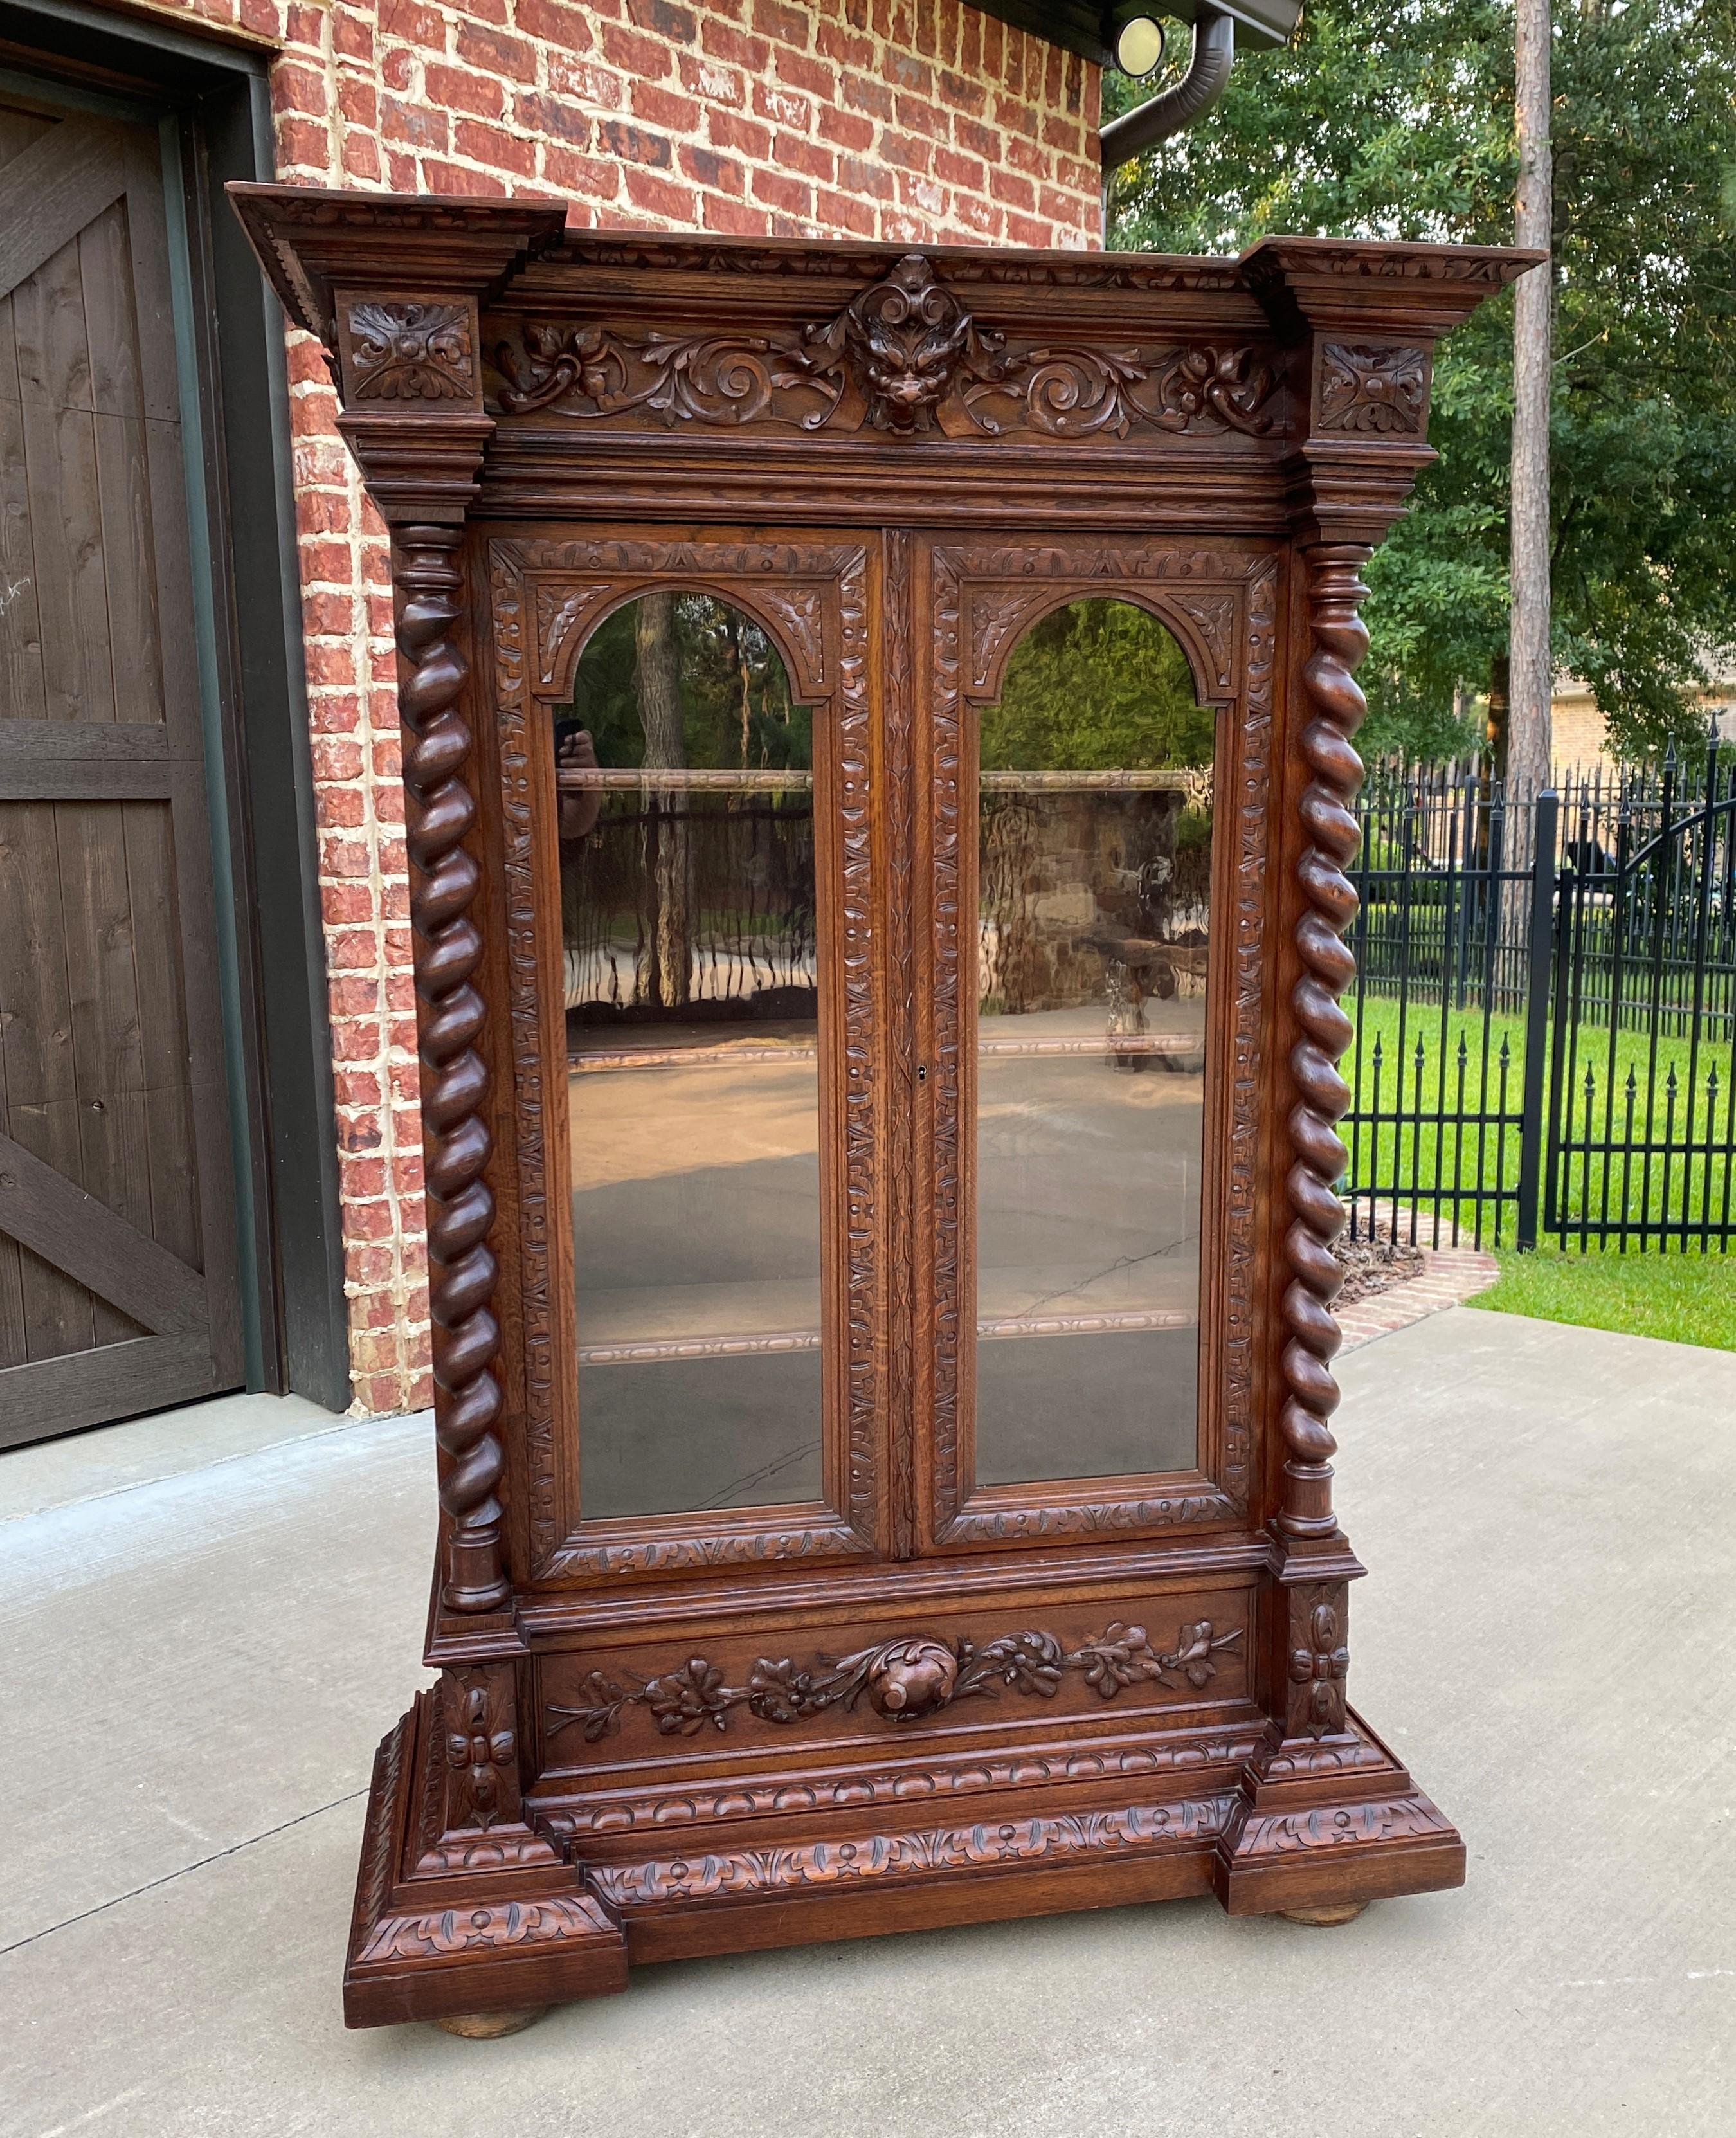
[539,1734,1265,1836]
[347,300,475,401]
[584,1794,1240,1908]
[547,1620,1242,1743]
[1279,547,1371,1543]
[1317,343,1427,435]
[397,527,507,1612]
[494,255,1278,441]
[489,536,878,1579]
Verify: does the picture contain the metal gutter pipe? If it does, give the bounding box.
[1099,8,1238,175]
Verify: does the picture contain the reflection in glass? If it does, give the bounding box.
[559,593,822,1520]
[973,599,1214,1487]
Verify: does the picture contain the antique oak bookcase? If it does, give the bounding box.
[231,187,1533,2032]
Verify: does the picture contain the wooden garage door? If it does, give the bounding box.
[0,88,242,1447]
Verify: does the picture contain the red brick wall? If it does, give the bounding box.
[158,0,1103,1413]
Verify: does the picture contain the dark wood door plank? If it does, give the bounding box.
[0,1328,216,1449]
[0,721,170,767]
[0,1128,207,1333]
[0,283,48,723]
[0,120,126,307]
[11,230,119,729]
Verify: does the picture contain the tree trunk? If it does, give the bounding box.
[635,592,691,1010]
[1508,0,1553,812]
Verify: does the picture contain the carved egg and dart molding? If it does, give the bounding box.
[549,1620,1244,1743]
[493,252,1279,440]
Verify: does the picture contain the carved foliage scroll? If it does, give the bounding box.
[927,543,1275,1545]
[547,1619,1242,1744]
[494,252,1277,441]
[490,537,877,1579]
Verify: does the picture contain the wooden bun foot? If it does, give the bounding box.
[435,2007,549,2039]
[1280,1902,1368,1928]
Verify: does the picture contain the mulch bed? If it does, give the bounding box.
[1332,1220,1427,1305]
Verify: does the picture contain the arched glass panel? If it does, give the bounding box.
[558,593,822,1519]
[972,598,1214,1486]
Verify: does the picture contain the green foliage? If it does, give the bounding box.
[566,595,811,770]
[1110,0,1736,763]
[980,599,1213,769]
[1466,1240,1736,1349]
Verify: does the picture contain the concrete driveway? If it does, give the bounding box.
[3,1308,1732,2137]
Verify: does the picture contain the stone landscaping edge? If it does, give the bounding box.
[1336,1237,1502,1352]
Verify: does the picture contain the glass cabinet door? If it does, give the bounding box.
[970,598,1215,1487]
[919,543,1256,1552]
[555,592,827,1521]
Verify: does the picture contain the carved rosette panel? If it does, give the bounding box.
[584,1795,1239,1909]
[345,299,476,402]
[546,1618,1242,1745]
[926,543,1274,1545]
[396,527,508,1613]
[1285,1584,1351,1740]
[489,538,878,1579]
[440,1665,522,1834]
[1279,548,1371,1542]
[1316,342,1427,435]
[493,252,1277,442]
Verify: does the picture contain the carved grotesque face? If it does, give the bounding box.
[863,338,959,422]
[849,255,974,432]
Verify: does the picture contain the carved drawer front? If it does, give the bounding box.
[538,1595,1252,1777]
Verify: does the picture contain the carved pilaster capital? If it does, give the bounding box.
[227,185,566,523]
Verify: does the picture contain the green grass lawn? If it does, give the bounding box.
[1343,992,1735,1247]
[1464,1240,1736,1352]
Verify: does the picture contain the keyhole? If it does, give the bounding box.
[917,1064,928,1084]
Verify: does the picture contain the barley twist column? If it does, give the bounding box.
[1278,543,1371,1543]
[395,524,508,1612]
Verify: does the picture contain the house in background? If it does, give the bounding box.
[1550,668,1736,774]
[0,0,1139,1447]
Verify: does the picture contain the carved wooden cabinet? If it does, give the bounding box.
[231,188,1533,2030]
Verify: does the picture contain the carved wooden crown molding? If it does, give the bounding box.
[555,232,1247,291]
[494,252,1279,441]
[226,182,566,347]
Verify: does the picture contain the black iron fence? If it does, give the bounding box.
[1344,743,1736,1253]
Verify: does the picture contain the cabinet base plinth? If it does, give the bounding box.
[1213,1708,1467,1920]
[343,1692,1462,2027]
[343,1703,629,2031]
